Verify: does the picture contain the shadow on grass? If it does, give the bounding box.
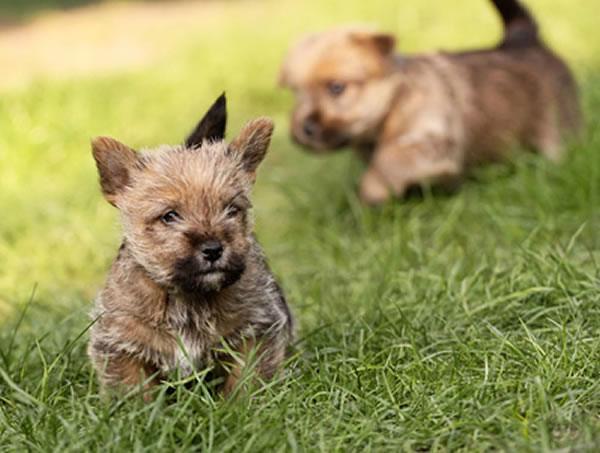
[0,0,180,24]
[0,0,99,24]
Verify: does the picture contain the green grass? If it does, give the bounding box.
[1,0,600,450]
[0,0,99,22]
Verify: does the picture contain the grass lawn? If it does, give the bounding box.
[1,0,599,450]
[0,0,98,22]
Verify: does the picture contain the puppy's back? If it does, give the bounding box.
[438,1,581,161]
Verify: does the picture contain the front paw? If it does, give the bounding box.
[359,171,392,206]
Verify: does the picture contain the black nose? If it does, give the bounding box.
[303,117,319,137]
[201,240,223,262]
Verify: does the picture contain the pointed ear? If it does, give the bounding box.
[185,93,227,148]
[229,118,274,178]
[91,136,138,206]
[351,32,396,56]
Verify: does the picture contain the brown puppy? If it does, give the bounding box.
[280,0,581,204]
[88,95,293,399]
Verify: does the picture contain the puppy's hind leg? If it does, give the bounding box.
[530,120,565,163]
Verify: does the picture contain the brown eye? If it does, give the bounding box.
[161,210,181,224]
[327,81,346,97]
[226,205,241,219]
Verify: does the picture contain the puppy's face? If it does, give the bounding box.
[280,28,397,151]
[92,95,274,294]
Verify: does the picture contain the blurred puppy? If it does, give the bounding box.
[280,0,581,204]
[88,95,293,399]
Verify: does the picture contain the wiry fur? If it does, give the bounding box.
[279,0,581,204]
[88,97,293,398]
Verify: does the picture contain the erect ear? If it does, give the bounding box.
[185,93,227,148]
[91,136,138,206]
[229,117,274,179]
[351,32,396,56]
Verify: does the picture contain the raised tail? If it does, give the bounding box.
[491,0,539,48]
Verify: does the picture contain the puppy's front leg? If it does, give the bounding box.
[221,337,287,397]
[94,353,160,401]
[360,139,463,205]
[222,339,254,397]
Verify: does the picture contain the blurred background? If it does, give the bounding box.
[0,0,598,319]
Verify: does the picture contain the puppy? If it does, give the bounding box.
[280,0,581,204]
[88,95,293,398]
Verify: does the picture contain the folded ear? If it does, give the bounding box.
[229,118,274,179]
[351,32,396,57]
[278,60,293,88]
[279,48,300,88]
[278,33,319,88]
[185,93,227,148]
[91,136,138,206]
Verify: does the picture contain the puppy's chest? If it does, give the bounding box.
[163,297,238,374]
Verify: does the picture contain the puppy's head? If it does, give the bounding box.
[92,94,274,294]
[280,27,397,151]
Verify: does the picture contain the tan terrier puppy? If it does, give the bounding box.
[88,94,293,398]
[279,0,581,204]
